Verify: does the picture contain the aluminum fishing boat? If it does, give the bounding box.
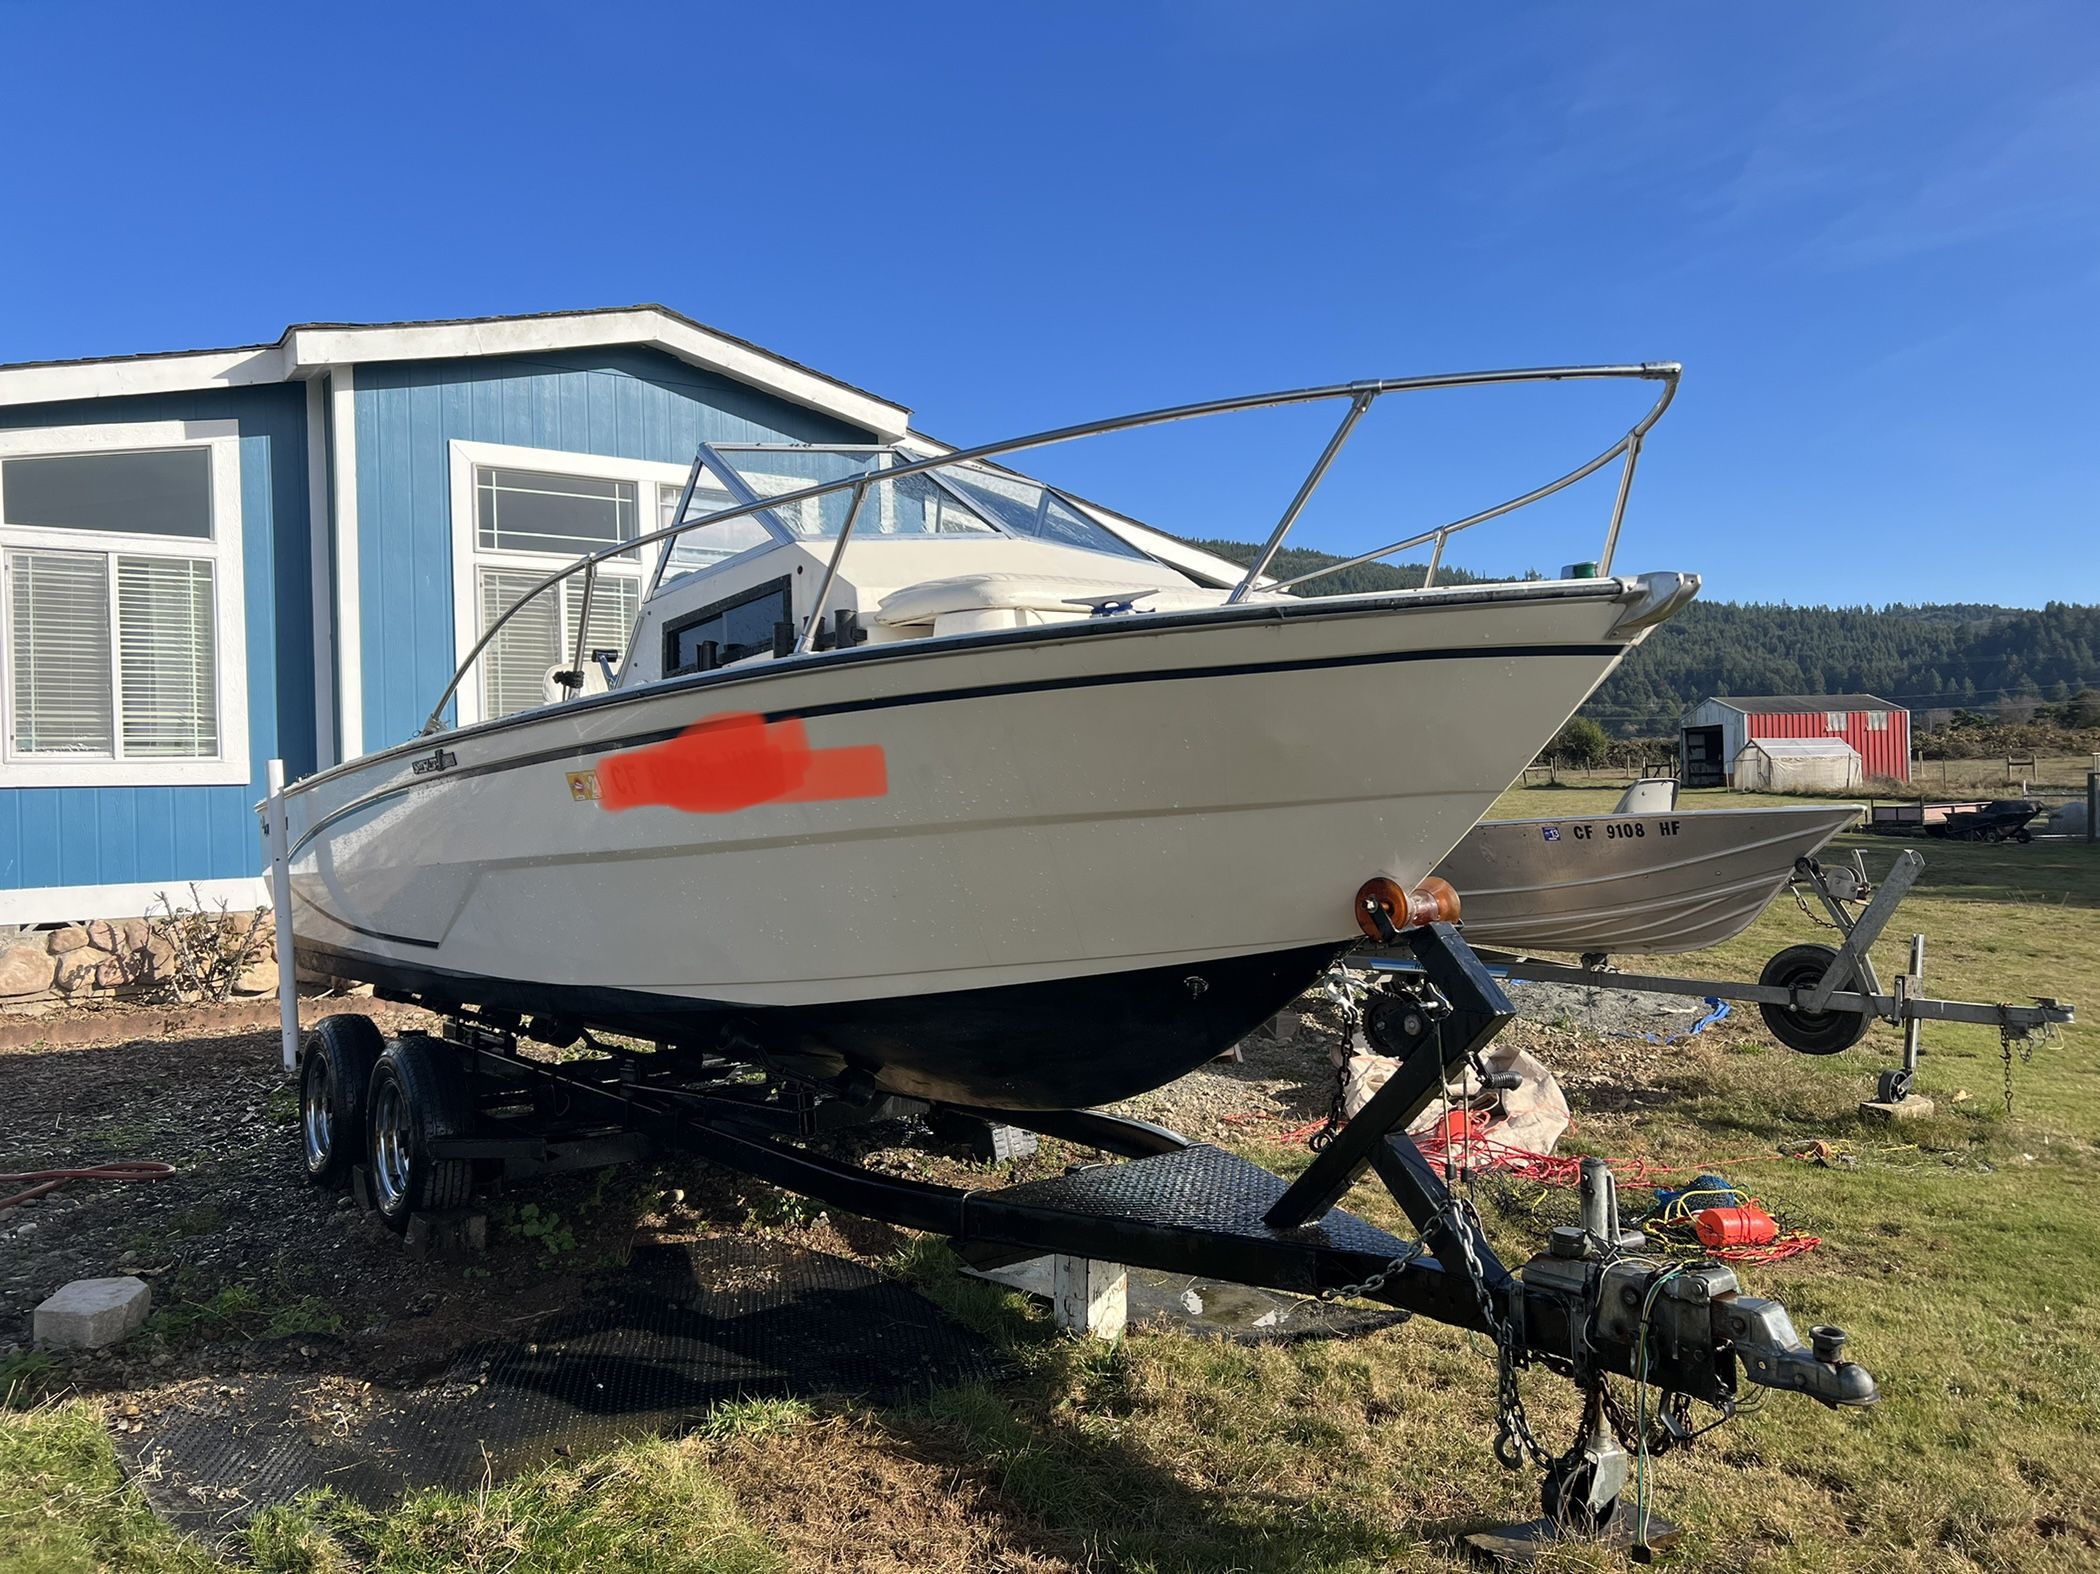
[276,365,1697,1110]
[1433,779,1859,957]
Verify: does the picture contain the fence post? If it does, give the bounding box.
[266,759,299,1072]
[2088,769,2097,846]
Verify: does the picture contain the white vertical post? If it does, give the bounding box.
[1052,1256,1128,1341]
[266,758,300,1072]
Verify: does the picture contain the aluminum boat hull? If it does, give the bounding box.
[1432,804,1859,957]
[281,577,1683,1108]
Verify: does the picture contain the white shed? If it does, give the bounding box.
[1730,738,1864,793]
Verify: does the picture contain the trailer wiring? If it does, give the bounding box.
[0,1160,175,1211]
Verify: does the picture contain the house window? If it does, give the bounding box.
[478,467,639,560]
[1825,711,1847,731]
[0,423,246,786]
[1867,711,1889,732]
[452,442,705,725]
[476,566,638,720]
[471,464,644,722]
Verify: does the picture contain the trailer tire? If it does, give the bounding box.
[301,1015,383,1185]
[1757,943,1871,1055]
[365,1035,476,1229]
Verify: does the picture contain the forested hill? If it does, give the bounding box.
[1588,600,2100,734]
[1187,539,2100,735]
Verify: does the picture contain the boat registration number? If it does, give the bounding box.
[1544,819,1682,842]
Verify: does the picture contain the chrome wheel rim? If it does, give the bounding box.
[302,1058,333,1171]
[371,1078,412,1212]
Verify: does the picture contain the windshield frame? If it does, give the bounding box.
[705,442,1154,564]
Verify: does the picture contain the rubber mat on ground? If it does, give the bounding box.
[114,1238,1007,1535]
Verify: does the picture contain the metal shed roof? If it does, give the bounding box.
[1708,693,1899,714]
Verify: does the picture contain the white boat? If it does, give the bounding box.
[1432,780,1859,958]
[278,366,1696,1110]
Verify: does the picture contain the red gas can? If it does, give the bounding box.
[1692,1204,1778,1249]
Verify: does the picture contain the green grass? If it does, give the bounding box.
[148,1283,344,1343]
[241,1443,783,1574]
[0,1403,215,1573]
[5,817,2096,1569]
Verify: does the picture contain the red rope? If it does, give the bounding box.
[1287,1117,1825,1265]
[0,1161,175,1211]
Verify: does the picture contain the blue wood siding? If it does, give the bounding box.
[0,384,311,891]
[352,348,870,748]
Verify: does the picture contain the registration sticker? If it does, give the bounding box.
[566,769,601,802]
[1540,826,1561,842]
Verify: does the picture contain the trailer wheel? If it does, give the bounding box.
[1757,943,1871,1055]
[301,1015,383,1185]
[365,1035,475,1229]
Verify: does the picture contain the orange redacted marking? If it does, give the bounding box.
[598,712,887,813]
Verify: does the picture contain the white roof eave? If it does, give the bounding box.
[0,309,912,439]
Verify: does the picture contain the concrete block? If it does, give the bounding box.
[1859,1094,1936,1123]
[34,1276,151,1349]
[1052,1256,1127,1341]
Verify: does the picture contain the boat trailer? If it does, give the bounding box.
[294,917,1877,1559]
[1370,849,2075,1106]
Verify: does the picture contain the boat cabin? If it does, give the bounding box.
[586,445,1240,698]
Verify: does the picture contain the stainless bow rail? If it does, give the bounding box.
[421,361,1681,736]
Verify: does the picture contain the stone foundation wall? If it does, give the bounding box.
[0,912,279,1015]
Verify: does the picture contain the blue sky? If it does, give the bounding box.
[2,1,2093,606]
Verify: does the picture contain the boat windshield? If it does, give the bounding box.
[708,445,1149,561]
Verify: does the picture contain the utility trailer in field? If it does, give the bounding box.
[1368,849,2075,1109]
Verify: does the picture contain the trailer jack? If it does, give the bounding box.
[360,920,1874,1560]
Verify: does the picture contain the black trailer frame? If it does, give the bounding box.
[296,920,1879,1557]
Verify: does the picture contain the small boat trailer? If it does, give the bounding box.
[1370,850,2075,1103]
[289,917,1879,1558]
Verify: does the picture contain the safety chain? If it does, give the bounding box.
[1433,1186,1553,1471]
[1598,1378,1698,1456]
[2002,1024,2040,1116]
[1309,1049,1350,1154]
[1789,880,1842,932]
[1317,1236,1428,1305]
[1308,965,1368,1154]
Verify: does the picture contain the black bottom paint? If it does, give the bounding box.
[296,939,1349,1110]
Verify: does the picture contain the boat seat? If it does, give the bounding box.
[874,572,1257,630]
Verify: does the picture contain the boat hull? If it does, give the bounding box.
[1433,804,1859,957]
[281,578,1679,1108]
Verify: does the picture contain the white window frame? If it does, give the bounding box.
[448,439,697,728]
[0,419,249,787]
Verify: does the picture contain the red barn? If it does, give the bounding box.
[1680,694,1910,787]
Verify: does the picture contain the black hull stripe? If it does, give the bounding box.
[303,899,444,950]
[290,640,1617,860]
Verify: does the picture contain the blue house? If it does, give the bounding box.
[0,306,1235,924]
